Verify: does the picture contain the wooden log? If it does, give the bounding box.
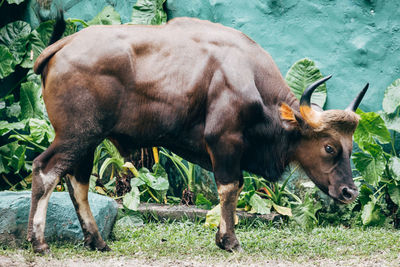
[135,203,280,222]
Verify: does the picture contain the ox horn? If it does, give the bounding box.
[346,83,369,112]
[299,75,332,128]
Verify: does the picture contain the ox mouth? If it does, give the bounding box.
[329,185,359,204]
[337,198,355,204]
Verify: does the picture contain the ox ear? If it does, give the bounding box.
[280,103,301,130]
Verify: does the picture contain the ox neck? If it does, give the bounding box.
[242,102,301,181]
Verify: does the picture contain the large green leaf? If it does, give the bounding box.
[361,200,385,226]
[272,203,292,216]
[352,145,385,186]
[131,0,167,25]
[19,81,44,119]
[6,102,21,118]
[123,186,140,210]
[195,193,212,210]
[0,141,26,174]
[205,204,221,228]
[20,21,54,68]
[28,118,55,145]
[358,184,373,206]
[380,111,400,133]
[6,0,26,4]
[87,6,121,26]
[131,177,145,187]
[0,157,6,174]
[63,20,78,36]
[0,21,31,65]
[205,204,239,228]
[11,145,26,173]
[138,167,169,191]
[0,45,15,78]
[388,183,400,206]
[21,20,77,68]
[388,156,400,181]
[115,213,144,228]
[285,58,327,107]
[249,194,271,215]
[354,109,391,151]
[292,193,321,230]
[382,79,400,115]
[0,120,27,135]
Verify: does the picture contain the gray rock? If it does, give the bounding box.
[0,191,118,246]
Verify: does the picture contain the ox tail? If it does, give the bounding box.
[34,10,70,75]
[48,10,66,46]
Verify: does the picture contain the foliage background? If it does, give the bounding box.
[1,0,400,230]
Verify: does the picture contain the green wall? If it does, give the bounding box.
[22,0,400,111]
[165,0,400,111]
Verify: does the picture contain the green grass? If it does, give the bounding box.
[1,220,400,265]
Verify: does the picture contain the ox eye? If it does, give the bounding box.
[325,145,335,154]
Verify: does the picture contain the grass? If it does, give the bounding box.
[1,219,400,265]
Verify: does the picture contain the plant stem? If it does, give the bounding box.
[391,131,397,157]
[68,18,89,27]
[11,129,47,151]
[147,188,160,203]
[392,108,400,157]
[373,183,387,198]
[160,149,188,186]
[140,188,148,195]
[1,174,14,188]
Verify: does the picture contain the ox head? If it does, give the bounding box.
[280,76,368,203]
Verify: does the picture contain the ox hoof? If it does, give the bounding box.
[32,242,50,255]
[215,231,242,252]
[85,238,111,252]
[99,243,111,252]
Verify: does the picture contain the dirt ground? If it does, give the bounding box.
[0,254,396,267]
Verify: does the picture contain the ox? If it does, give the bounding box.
[28,14,368,253]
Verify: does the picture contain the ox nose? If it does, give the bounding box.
[340,186,359,203]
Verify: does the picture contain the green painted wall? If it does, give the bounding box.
[23,0,137,27]
[22,0,400,111]
[165,0,400,111]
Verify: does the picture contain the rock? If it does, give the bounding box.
[0,191,118,246]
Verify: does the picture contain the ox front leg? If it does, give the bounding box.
[65,161,110,251]
[216,181,243,252]
[206,133,244,252]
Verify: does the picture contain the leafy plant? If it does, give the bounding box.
[351,78,400,227]
[195,193,212,210]
[238,168,301,216]
[0,16,76,190]
[285,58,327,107]
[87,6,121,26]
[0,0,26,7]
[0,1,168,192]
[292,192,322,230]
[204,203,239,228]
[160,148,196,203]
[123,162,169,210]
[131,0,167,25]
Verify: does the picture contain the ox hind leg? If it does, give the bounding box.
[27,141,61,253]
[65,155,110,251]
[27,136,105,253]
